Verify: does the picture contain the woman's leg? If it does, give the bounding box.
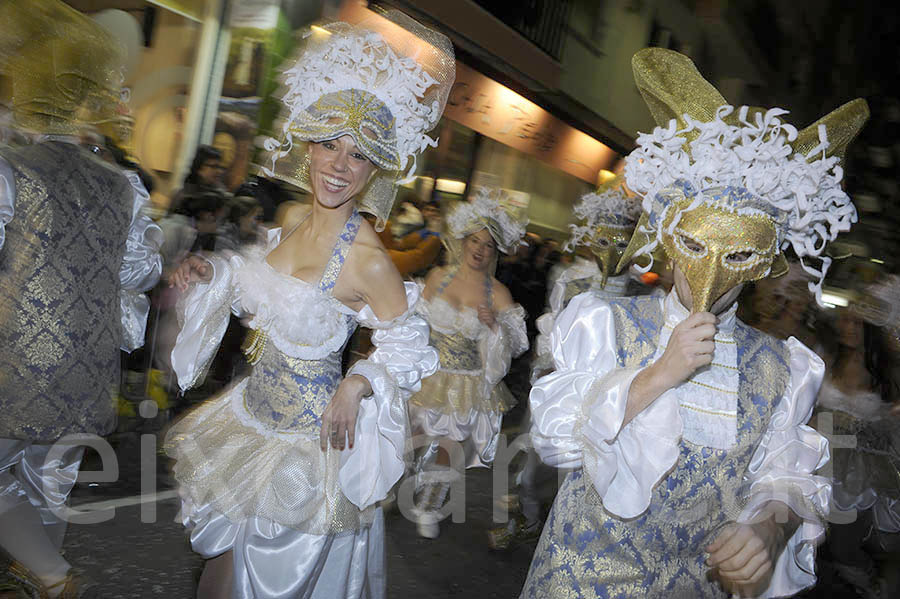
[196,551,234,599]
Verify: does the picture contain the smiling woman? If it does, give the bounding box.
[406,187,530,539]
[162,10,454,599]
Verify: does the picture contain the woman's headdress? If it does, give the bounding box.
[621,48,869,305]
[263,10,455,230]
[0,0,125,136]
[445,186,528,257]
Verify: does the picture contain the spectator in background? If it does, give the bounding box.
[217,193,263,252]
[169,145,226,215]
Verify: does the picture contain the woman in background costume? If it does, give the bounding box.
[408,188,529,538]
[164,12,453,598]
[0,1,162,596]
[522,47,868,598]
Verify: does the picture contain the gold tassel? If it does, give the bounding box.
[241,329,268,365]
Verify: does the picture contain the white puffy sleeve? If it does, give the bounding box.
[480,304,528,387]
[119,170,164,351]
[738,337,830,598]
[171,251,246,391]
[532,277,568,382]
[529,292,681,518]
[0,156,14,252]
[340,281,440,510]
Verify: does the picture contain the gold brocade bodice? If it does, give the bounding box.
[430,329,481,372]
[243,336,342,434]
[0,142,131,441]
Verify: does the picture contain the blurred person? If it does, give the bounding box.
[522,48,867,598]
[389,189,425,238]
[0,2,162,596]
[407,188,529,539]
[490,179,645,551]
[530,179,645,383]
[163,14,451,598]
[216,193,263,252]
[815,279,900,597]
[169,145,227,215]
[367,201,442,278]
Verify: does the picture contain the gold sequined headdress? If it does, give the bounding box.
[0,0,125,136]
[263,10,455,230]
[622,48,869,305]
[565,176,643,287]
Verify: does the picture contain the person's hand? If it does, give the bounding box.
[651,312,717,391]
[477,304,497,330]
[168,255,213,292]
[706,510,788,596]
[320,375,368,451]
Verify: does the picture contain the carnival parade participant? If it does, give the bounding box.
[0,1,163,596]
[490,179,646,551]
[164,12,452,598]
[521,47,869,598]
[408,188,529,539]
[531,177,645,383]
[815,276,900,596]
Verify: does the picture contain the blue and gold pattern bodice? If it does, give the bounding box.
[238,211,361,434]
[523,295,791,599]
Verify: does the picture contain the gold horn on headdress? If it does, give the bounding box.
[631,48,727,142]
[794,97,870,162]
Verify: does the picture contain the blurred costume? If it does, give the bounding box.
[408,188,528,535]
[532,178,644,382]
[522,48,868,598]
[410,188,529,468]
[495,180,646,551]
[165,13,452,598]
[0,0,161,595]
[816,276,900,594]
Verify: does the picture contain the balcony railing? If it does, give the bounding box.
[472,0,572,61]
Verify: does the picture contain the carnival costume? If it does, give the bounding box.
[522,48,869,598]
[532,178,644,382]
[164,12,452,598]
[410,189,529,468]
[822,275,900,533]
[0,1,162,595]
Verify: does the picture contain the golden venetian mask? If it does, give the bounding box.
[661,198,779,313]
[590,223,634,288]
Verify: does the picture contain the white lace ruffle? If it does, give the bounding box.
[417,295,483,339]
[235,261,350,360]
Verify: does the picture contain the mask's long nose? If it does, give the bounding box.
[689,266,728,314]
[592,246,615,289]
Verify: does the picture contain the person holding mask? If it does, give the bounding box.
[522,48,868,598]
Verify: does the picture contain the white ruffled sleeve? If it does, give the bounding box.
[532,276,568,382]
[481,304,528,387]
[171,252,246,391]
[529,292,681,518]
[739,337,830,598]
[0,156,14,252]
[119,170,164,351]
[340,281,440,509]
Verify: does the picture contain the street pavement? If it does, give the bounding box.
[61,426,535,598]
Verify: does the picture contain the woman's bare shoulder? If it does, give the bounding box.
[491,278,515,309]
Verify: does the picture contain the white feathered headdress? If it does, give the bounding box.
[623,48,869,303]
[445,186,528,255]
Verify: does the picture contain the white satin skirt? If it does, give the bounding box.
[187,501,385,599]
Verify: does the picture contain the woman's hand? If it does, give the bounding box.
[477,304,497,330]
[168,255,213,292]
[320,374,370,451]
